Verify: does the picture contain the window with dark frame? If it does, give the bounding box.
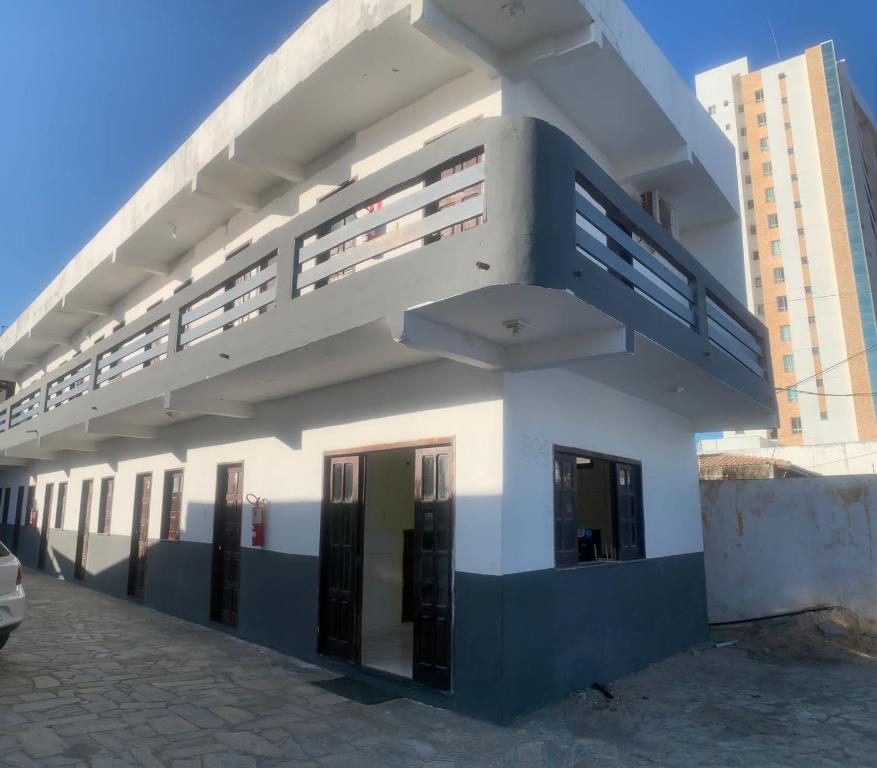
[160,469,184,542]
[97,477,114,534]
[553,449,644,568]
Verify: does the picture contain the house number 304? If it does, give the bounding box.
[522,435,551,459]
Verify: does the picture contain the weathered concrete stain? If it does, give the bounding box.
[700,477,877,623]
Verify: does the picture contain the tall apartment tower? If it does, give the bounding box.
[697,42,877,446]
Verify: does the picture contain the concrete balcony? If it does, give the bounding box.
[0,117,775,463]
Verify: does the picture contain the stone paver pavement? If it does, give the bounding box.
[1,569,876,767]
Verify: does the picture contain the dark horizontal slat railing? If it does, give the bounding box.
[0,117,768,441]
[572,161,767,379]
[0,138,489,438]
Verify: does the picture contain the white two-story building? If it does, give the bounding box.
[0,0,775,722]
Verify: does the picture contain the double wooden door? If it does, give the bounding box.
[38,484,53,569]
[412,446,454,690]
[318,456,363,662]
[12,486,25,553]
[211,465,242,625]
[317,446,454,691]
[74,481,93,580]
[128,474,151,597]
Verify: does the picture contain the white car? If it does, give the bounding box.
[0,543,24,649]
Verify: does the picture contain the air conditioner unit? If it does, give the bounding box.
[640,190,679,239]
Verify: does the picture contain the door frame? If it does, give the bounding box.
[74,480,93,580]
[210,462,244,625]
[127,473,153,598]
[38,483,54,569]
[12,486,25,553]
[317,438,456,690]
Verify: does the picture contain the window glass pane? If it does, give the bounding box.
[331,464,343,503]
[343,462,354,502]
[422,455,435,501]
[436,453,450,500]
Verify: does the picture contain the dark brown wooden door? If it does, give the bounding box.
[38,483,53,569]
[615,462,644,561]
[553,452,579,568]
[161,470,183,541]
[74,480,93,580]
[12,486,25,552]
[413,446,454,690]
[211,465,243,625]
[318,455,363,663]
[127,474,152,597]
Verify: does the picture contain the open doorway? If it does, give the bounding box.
[318,443,454,690]
[361,448,415,678]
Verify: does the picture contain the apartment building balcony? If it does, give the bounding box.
[0,117,775,463]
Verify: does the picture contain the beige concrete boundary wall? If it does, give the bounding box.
[700,477,877,624]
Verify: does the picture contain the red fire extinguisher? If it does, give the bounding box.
[247,494,268,548]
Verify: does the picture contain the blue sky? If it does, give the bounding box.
[0,0,874,331]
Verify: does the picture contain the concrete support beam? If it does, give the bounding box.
[111,250,172,276]
[393,313,504,370]
[0,365,24,380]
[411,0,502,78]
[164,391,254,419]
[506,326,632,370]
[227,138,306,183]
[1,348,39,364]
[190,172,261,212]
[37,436,97,453]
[60,297,112,317]
[0,457,27,468]
[4,446,57,462]
[395,312,631,373]
[503,22,603,77]
[27,330,74,350]
[84,418,158,440]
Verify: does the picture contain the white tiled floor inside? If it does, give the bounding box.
[362,625,413,678]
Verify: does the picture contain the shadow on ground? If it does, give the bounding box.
[1,570,876,767]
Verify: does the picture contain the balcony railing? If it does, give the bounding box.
[0,117,769,443]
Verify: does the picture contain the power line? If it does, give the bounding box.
[774,340,877,392]
[787,389,877,398]
[804,448,877,471]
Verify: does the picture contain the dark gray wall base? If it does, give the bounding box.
[454,552,709,724]
[11,521,707,726]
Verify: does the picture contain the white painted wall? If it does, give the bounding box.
[0,360,504,575]
[0,361,707,579]
[502,368,703,574]
[701,477,877,623]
